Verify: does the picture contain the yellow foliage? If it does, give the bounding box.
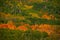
[5,1,13,8]
[19,16,25,20]
[7,21,14,25]
[14,16,25,20]
[17,3,21,7]
[17,2,22,7]
[24,5,33,9]
[29,0,44,3]
[37,0,44,3]
[29,13,40,18]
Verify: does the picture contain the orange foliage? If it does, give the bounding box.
[0,23,55,35]
[16,25,28,31]
[30,24,38,30]
[38,24,54,35]
[29,24,54,35]
[42,15,51,20]
[7,21,16,30]
[5,13,11,17]
[16,24,29,31]
[50,15,55,20]
[30,25,36,30]
[0,24,9,28]
[8,24,16,30]
[42,13,55,20]
[0,24,16,30]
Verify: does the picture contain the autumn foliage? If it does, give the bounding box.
[0,23,55,35]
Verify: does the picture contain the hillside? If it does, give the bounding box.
[0,0,60,40]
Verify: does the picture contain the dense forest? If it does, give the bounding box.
[0,0,60,40]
